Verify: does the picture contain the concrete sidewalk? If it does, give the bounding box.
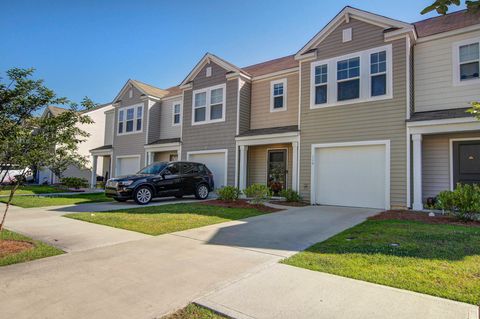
[197,263,479,319]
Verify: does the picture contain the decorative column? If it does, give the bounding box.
[412,134,423,210]
[292,141,299,191]
[239,145,248,190]
[90,155,98,188]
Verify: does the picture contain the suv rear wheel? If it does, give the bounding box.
[134,186,153,205]
[195,184,209,200]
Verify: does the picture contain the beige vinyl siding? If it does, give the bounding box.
[414,29,480,112]
[422,132,480,201]
[147,101,161,143]
[299,18,408,208]
[159,98,182,139]
[104,110,114,145]
[239,80,251,135]
[247,144,293,188]
[250,72,299,130]
[181,61,238,186]
[112,86,148,176]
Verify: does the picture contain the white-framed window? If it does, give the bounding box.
[270,79,287,112]
[310,44,392,109]
[453,38,480,86]
[192,84,226,125]
[172,102,182,126]
[118,103,143,135]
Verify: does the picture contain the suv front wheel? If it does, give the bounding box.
[134,186,153,205]
[195,184,209,200]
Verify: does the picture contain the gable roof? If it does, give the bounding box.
[180,53,249,86]
[46,105,68,117]
[295,6,414,59]
[113,79,169,103]
[163,85,183,98]
[242,55,298,77]
[414,9,480,38]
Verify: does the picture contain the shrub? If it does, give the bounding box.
[435,184,480,221]
[217,186,241,201]
[243,184,271,204]
[60,177,88,189]
[279,188,302,202]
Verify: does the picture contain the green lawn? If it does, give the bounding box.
[282,220,480,305]
[0,185,67,195]
[163,304,226,319]
[66,203,270,235]
[0,229,64,266]
[0,192,112,208]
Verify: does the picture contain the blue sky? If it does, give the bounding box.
[0,0,466,106]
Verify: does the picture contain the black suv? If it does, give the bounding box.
[105,161,214,204]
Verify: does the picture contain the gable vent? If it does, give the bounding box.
[206,66,212,77]
[342,28,352,43]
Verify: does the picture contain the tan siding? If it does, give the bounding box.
[147,101,161,143]
[159,98,182,140]
[247,144,293,189]
[239,80,251,134]
[181,61,238,185]
[250,72,299,129]
[299,18,408,208]
[414,29,480,112]
[422,132,480,201]
[104,110,114,145]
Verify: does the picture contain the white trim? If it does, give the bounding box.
[172,101,182,126]
[266,148,289,189]
[412,134,423,210]
[117,103,144,136]
[407,117,480,135]
[186,149,229,187]
[452,37,480,87]
[191,83,226,125]
[251,68,299,82]
[298,60,302,130]
[406,127,411,208]
[270,78,288,112]
[90,149,113,157]
[310,140,391,209]
[115,155,141,177]
[144,142,181,151]
[449,137,480,191]
[236,79,243,136]
[236,132,300,146]
[417,24,480,43]
[309,44,393,109]
[406,35,411,120]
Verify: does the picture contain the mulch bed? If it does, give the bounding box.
[370,210,480,227]
[0,240,34,258]
[202,199,283,213]
[270,200,309,207]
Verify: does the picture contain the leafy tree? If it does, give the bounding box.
[0,68,95,231]
[422,0,479,14]
[467,101,480,119]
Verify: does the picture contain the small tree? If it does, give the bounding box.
[422,0,479,14]
[0,68,95,231]
[467,101,480,119]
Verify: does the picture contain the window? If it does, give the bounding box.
[270,79,287,111]
[453,38,480,86]
[337,57,360,101]
[310,44,392,108]
[118,104,143,135]
[192,84,226,124]
[172,103,181,125]
[370,51,387,96]
[314,64,328,104]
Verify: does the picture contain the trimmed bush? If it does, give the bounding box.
[217,186,241,201]
[243,184,271,205]
[279,188,302,202]
[60,177,88,189]
[435,183,480,221]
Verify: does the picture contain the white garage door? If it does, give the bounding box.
[189,152,226,189]
[116,156,140,176]
[314,144,387,209]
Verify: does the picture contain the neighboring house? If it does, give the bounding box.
[36,104,113,184]
[90,7,479,211]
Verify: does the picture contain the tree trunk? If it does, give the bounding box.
[0,169,25,232]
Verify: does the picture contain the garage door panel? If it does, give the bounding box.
[117,157,140,177]
[315,145,386,209]
[189,152,226,189]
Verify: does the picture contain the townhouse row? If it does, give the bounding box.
[84,7,480,211]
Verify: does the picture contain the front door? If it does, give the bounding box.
[267,149,287,193]
[453,140,480,187]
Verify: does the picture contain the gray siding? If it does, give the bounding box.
[422,132,480,201]
[104,110,114,146]
[147,101,161,144]
[159,98,182,140]
[239,80,251,135]
[299,18,408,208]
[181,61,238,186]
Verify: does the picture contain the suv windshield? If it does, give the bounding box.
[137,162,167,175]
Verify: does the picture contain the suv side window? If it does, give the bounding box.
[182,163,199,174]
[164,163,180,176]
[197,164,206,174]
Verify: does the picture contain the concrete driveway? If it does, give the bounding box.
[0,205,378,318]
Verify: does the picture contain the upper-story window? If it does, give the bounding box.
[453,38,479,86]
[270,79,287,112]
[310,44,392,108]
[118,104,143,135]
[172,102,182,126]
[192,84,226,125]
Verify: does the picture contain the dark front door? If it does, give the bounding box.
[267,149,287,193]
[453,140,480,187]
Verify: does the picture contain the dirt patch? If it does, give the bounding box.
[0,240,34,258]
[370,210,480,227]
[202,199,283,213]
[270,200,309,207]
